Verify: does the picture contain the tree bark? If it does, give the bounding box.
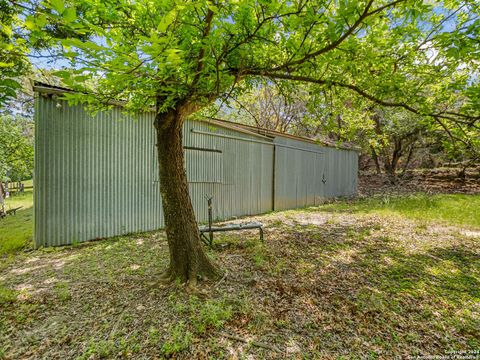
[401,143,415,177]
[154,105,219,284]
[383,138,402,179]
[370,146,382,175]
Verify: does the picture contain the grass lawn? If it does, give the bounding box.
[0,192,479,358]
[322,193,480,228]
[0,190,33,256]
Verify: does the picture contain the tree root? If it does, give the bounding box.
[155,268,174,285]
[154,264,220,292]
[213,270,228,289]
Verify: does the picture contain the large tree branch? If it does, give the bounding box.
[217,1,311,65]
[270,0,406,72]
[247,70,420,112]
[191,8,215,87]
[246,70,479,149]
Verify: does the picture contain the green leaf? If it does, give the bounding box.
[207,2,219,13]
[157,10,176,32]
[1,25,13,37]
[24,16,36,30]
[165,48,182,64]
[36,14,48,27]
[63,7,77,23]
[61,38,107,52]
[0,79,21,89]
[50,0,65,14]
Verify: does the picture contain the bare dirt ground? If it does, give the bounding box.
[1,202,479,359]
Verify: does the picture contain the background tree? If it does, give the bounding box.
[6,0,479,285]
[214,80,479,181]
[212,80,310,134]
[0,115,34,183]
[0,0,30,109]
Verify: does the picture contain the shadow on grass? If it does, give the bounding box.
[241,220,480,356]
[1,213,479,358]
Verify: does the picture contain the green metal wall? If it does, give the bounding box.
[34,95,274,247]
[184,121,274,223]
[273,137,358,211]
[34,93,357,247]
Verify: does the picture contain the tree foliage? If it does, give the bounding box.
[20,0,478,160]
[214,76,479,177]
[9,0,477,117]
[0,0,30,108]
[0,115,34,182]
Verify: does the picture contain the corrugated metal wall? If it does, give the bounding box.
[35,94,357,247]
[273,136,358,211]
[322,146,358,198]
[183,121,274,224]
[35,95,160,246]
[34,95,273,247]
[273,137,323,210]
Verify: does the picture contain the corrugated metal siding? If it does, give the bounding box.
[323,146,358,198]
[184,121,273,223]
[274,137,326,210]
[35,95,162,247]
[273,136,358,211]
[35,94,357,247]
[35,95,274,246]
[185,150,223,183]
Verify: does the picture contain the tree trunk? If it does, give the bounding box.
[154,106,219,284]
[401,144,415,177]
[383,139,402,180]
[370,146,382,175]
[390,152,401,176]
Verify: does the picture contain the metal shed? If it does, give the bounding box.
[34,85,358,247]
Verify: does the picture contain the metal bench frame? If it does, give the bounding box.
[199,196,264,246]
[0,206,22,219]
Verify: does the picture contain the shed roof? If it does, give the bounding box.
[200,117,358,151]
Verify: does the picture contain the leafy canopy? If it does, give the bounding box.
[5,0,480,135]
[0,0,30,108]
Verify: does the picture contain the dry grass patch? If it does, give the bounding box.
[1,201,479,359]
